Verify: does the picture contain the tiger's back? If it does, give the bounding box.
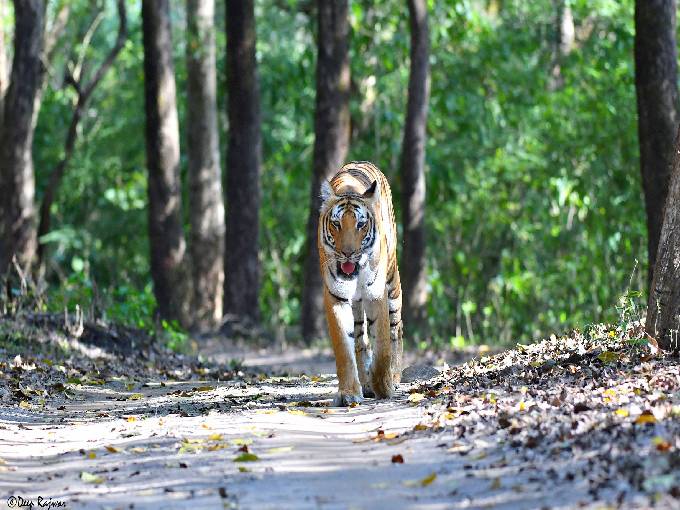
[317,161,403,406]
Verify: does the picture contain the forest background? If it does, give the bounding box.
[0,0,652,349]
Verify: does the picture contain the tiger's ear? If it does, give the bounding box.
[320,180,335,203]
[363,180,378,200]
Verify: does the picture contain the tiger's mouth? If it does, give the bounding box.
[338,261,358,278]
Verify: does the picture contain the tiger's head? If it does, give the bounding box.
[319,179,379,279]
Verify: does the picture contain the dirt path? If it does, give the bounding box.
[1,322,679,509]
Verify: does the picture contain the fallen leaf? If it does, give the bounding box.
[652,436,672,452]
[408,392,425,403]
[391,454,404,464]
[127,393,143,400]
[105,445,121,454]
[231,438,253,446]
[413,423,429,431]
[126,416,137,422]
[129,447,147,454]
[288,409,306,416]
[194,385,215,392]
[615,408,629,418]
[266,446,294,454]
[420,472,437,486]
[635,411,657,425]
[208,433,224,441]
[19,401,30,409]
[87,451,96,459]
[238,466,250,472]
[80,471,104,484]
[597,351,619,363]
[490,478,502,490]
[233,453,259,462]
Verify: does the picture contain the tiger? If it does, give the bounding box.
[317,161,403,406]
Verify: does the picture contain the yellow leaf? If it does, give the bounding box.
[80,471,104,484]
[615,409,629,417]
[635,412,657,425]
[408,393,425,403]
[288,409,306,416]
[130,447,147,454]
[105,445,121,453]
[19,401,30,409]
[414,423,429,431]
[519,401,526,412]
[598,351,619,363]
[207,443,228,451]
[420,472,437,486]
[201,423,211,429]
[231,438,253,446]
[208,433,224,441]
[603,388,617,398]
[266,446,294,454]
[255,409,278,414]
[87,451,96,459]
[126,416,137,422]
[127,393,143,400]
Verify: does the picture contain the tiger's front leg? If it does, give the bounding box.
[324,289,363,406]
[365,290,394,399]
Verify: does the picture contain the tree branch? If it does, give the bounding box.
[37,0,128,266]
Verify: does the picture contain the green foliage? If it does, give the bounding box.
[26,0,647,346]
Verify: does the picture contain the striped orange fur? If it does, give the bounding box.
[317,161,402,405]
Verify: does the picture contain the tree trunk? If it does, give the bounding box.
[0,0,46,273]
[634,0,679,288]
[187,0,224,331]
[549,0,575,91]
[300,0,350,343]
[224,0,262,324]
[646,125,680,351]
[142,0,189,325]
[0,0,8,124]
[401,0,430,333]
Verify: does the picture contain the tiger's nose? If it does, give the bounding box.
[341,250,354,258]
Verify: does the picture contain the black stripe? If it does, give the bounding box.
[367,270,379,287]
[354,320,364,325]
[367,317,376,326]
[390,319,402,328]
[328,290,348,303]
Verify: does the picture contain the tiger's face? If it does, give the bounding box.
[319,180,378,278]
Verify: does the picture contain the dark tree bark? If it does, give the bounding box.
[634,0,679,288]
[37,0,127,268]
[0,0,46,273]
[646,126,680,351]
[142,0,189,325]
[401,0,430,332]
[224,0,262,324]
[300,0,350,343]
[186,0,224,330]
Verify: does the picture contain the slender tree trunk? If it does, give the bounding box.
[401,0,430,333]
[187,0,224,330]
[646,126,680,351]
[37,0,127,269]
[0,0,7,124]
[549,0,574,91]
[300,0,350,343]
[142,0,189,325]
[634,0,679,288]
[0,0,46,273]
[224,0,262,324]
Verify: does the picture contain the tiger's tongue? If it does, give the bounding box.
[340,261,356,275]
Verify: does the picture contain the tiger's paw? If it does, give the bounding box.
[370,369,395,400]
[333,392,363,407]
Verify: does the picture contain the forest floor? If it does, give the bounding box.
[0,315,679,510]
